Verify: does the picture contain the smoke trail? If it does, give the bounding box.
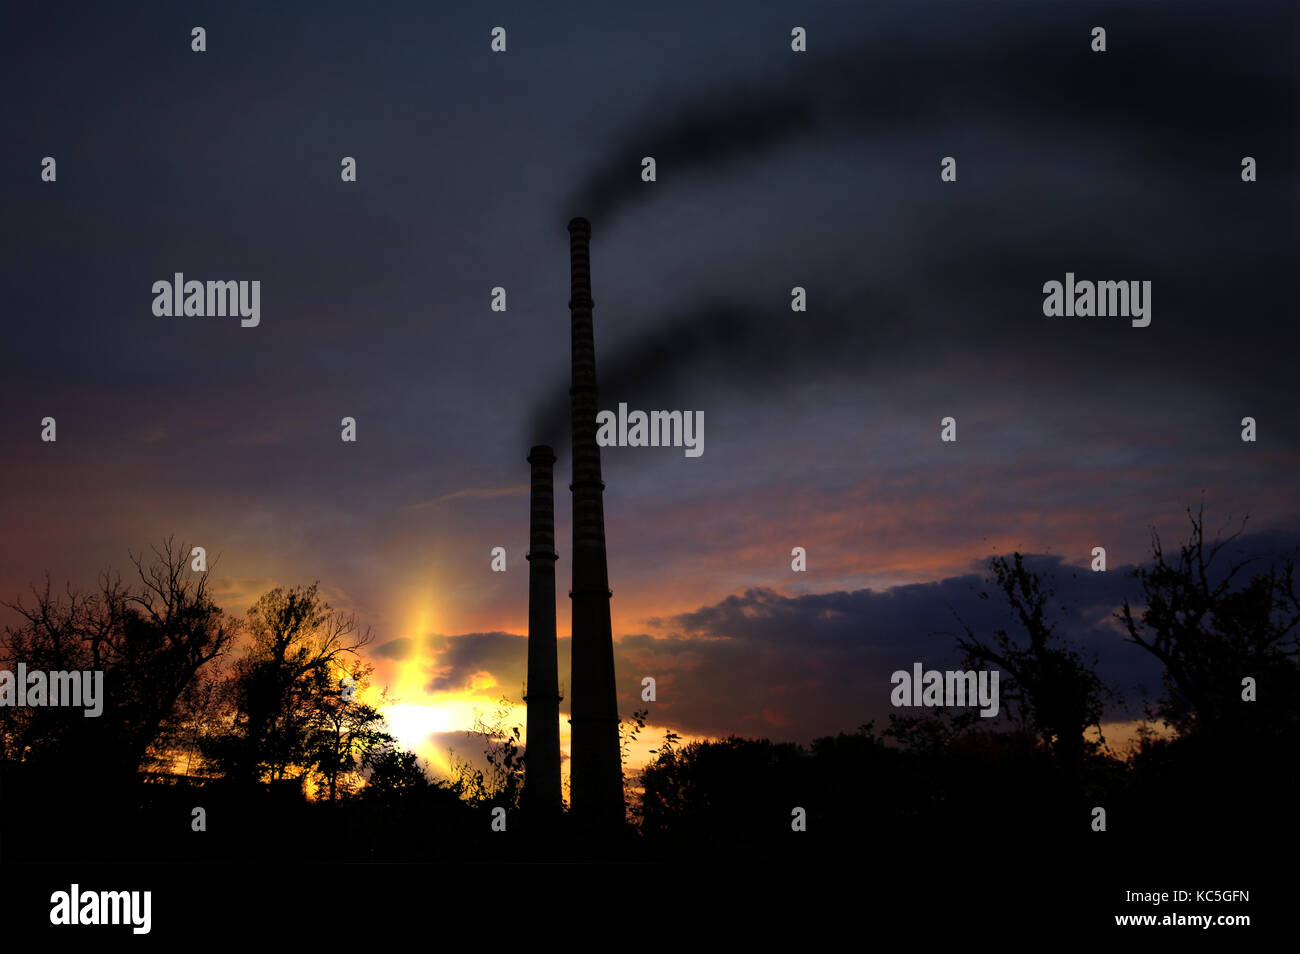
[567,6,1284,229]
[543,5,1292,447]
[570,80,820,229]
[526,289,904,450]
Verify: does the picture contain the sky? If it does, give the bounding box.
[2,1,1297,778]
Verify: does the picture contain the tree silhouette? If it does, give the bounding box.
[956,553,1107,769]
[0,537,236,783]
[639,735,807,845]
[952,552,1110,769]
[361,744,429,801]
[305,666,392,802]
[619,707,649,820]
[210,582,373,785]
[1119,504,1300,738]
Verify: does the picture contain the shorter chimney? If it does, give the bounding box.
[523,444,562,815]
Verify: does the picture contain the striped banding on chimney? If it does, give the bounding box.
[566,217,625,825]
[523,444,562,815]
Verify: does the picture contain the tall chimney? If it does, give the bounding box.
[523,444,562,816]
[566,217,624,825]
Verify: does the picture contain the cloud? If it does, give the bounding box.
[365,523,1298,749]
[371,636,414,661]
[617,561,1153,742]
[420,631,546,697]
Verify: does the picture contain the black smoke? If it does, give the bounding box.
[567,4,1292,229]
[540,3,1294,450]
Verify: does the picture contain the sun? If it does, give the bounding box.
[359,587,514,780]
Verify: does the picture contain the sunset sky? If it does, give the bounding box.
[3,1,1296,779]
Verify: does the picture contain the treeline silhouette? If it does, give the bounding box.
[2,505,1297,864]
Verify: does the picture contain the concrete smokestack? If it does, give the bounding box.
[566,217,624,825]
[524,444,562,815]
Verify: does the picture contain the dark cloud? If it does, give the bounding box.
[397,528,1299,745]
[618,559,1147,742]
[623,528,1300,742]
[420,632,574,706]
[424,631,525,693]
[371,636,414,661]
